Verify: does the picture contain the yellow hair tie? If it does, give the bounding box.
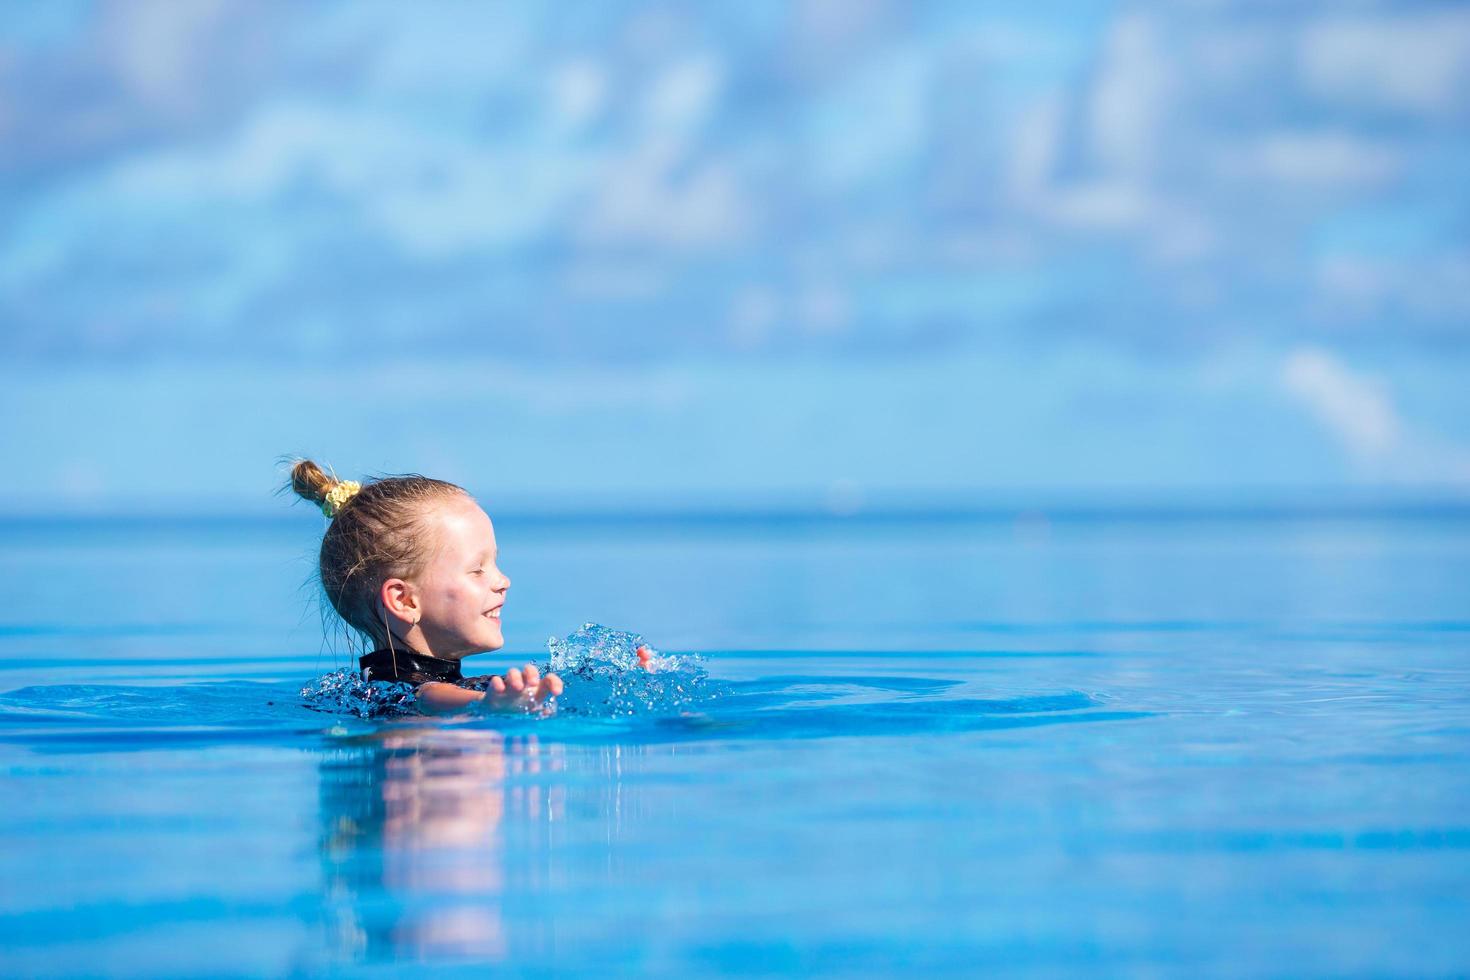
[322,480,362,518]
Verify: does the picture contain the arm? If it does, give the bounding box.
[416,681,486,715]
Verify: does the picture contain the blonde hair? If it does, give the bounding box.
[285,458,466,648]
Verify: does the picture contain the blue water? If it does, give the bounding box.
[2,511,1469,975]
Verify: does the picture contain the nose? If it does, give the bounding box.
[495,567,511,591]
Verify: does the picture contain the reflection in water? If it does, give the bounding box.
[307,677,1110,965]
[318,726,565,962]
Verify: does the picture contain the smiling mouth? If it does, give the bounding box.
[485,607,502,620]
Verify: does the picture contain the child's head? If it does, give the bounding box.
[288,459,510,658]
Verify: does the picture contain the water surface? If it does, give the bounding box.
[2,510,1468,975]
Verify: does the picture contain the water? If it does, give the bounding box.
[1,510,1468,975]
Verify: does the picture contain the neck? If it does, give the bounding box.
[382,628,459,661]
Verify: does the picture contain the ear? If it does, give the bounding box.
[379,577,420,626]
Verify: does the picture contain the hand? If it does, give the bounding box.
[481,662,563,713]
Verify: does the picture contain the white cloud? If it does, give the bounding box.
[1190,26,1276,84]
[1237,132,1400,188]
[1007,95,1063,197]
[103,0,232,112]
[550,60,607,130]
[1268,348,1470,489]
[643,55,723,130]
[57,102,597,257]
[1006,16,1171,236]
[1088,13,1168,178]
[1037,182,1153,231]
[1301,11,1470,114]
[1314,252,1470,323]
[1281,346,1399,461]
[578,139,752,249]
[796,0,891,45]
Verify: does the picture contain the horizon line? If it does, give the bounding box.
[3,496,1469,528]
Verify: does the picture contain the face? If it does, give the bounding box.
[405,494,511,659]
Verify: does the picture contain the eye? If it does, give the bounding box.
[469,568,484,576]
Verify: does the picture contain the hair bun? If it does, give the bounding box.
[289,458,336,506]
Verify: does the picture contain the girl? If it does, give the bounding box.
[288,459,563,715]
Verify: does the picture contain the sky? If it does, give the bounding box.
[2,0,1468,512]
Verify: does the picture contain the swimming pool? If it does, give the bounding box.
[2,509,1468,974]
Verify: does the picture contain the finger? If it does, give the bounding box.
[523,663,540,685]
[506,667,524,692]
[490,675,506,694]
[544,672,563,697]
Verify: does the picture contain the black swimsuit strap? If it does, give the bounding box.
[359,647,463,686]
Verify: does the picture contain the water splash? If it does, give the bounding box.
[296,624,719,720]
[543,623,721,718]
[300,668,416,719]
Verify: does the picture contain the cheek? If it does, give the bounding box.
[454,583,481,612]
[429,581,475,617]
